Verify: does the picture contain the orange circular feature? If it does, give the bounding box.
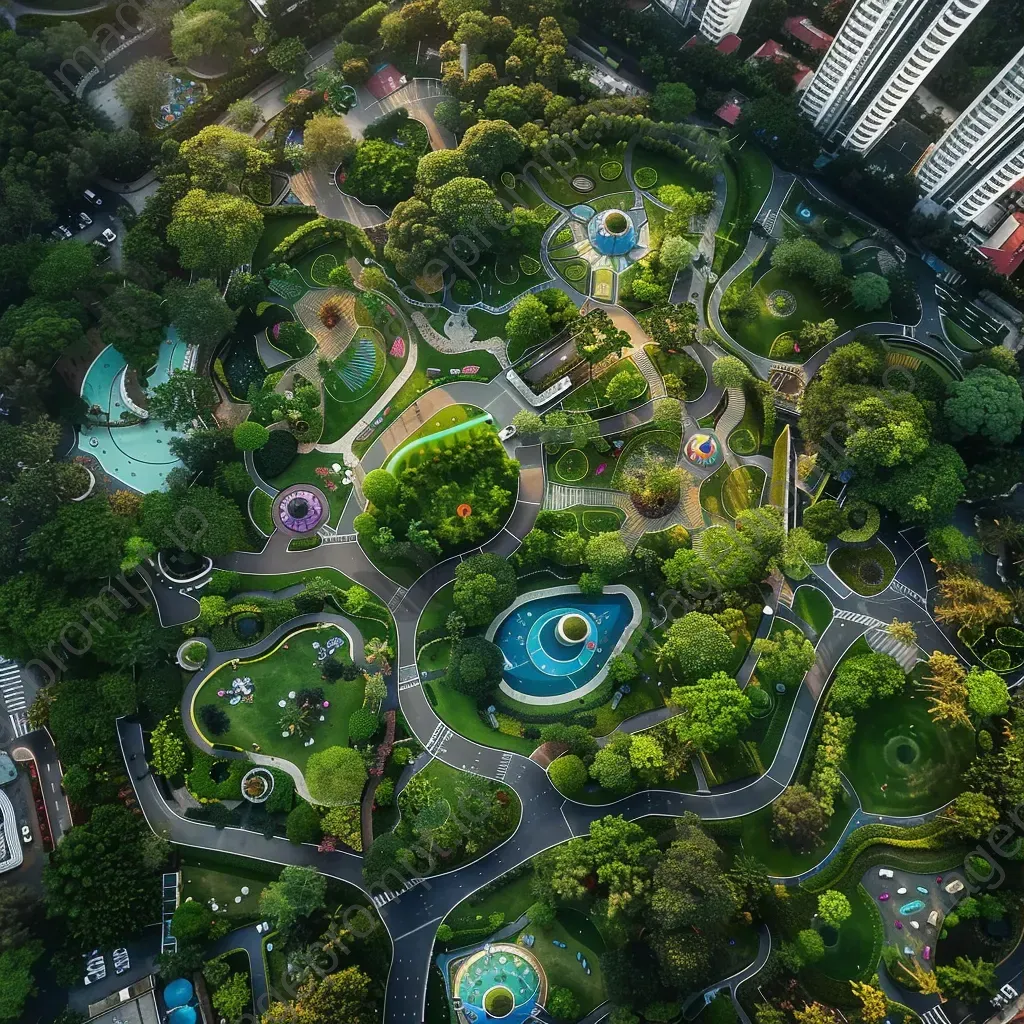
[457,504,473,518]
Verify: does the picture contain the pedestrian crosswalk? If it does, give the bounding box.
[371,876,425,909]
[495,752,513,781]
[891,579,927,607]
[398,665,421,692]
[921,1003,951,1024]
[425,722,452,756]
[0,661,29,738]
[866,626,919,673]
[833,609,887,628]
[387,588,408,612]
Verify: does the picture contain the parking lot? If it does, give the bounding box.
[861,864,965,968]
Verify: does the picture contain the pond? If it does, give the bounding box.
[233,615,263,640]
[487,587,640,705]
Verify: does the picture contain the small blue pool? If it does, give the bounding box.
[77,329,189,492]
[571,204,596,220]
[490,591,637,702]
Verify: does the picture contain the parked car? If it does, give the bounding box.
[897,887,907,895]
[497,424,517,441]
[878,868,893,878]
[945,879,964,894]
[51,225,72,240]
[923,945,931,961]
[878,892,890,901]
[101,228,117,243]
[78,212,93,227]
[84,189,102,206]
[927,910,940,926]
[20,824,30,843]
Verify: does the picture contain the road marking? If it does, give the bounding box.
[495,753,513,780]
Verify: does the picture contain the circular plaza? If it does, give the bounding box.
[450,943,546,1024]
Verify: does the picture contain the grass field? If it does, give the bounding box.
[180,858,273,925]
[699,465,729,519]
[535,141,629,206]
[713,143,773,277]
[721,466,766,518]
[792,585,834,636]
[192,626,365,772]
[815,885,883,982]
[646,344,708,401]
[845,678,976,815]
[252,212,317,269]
[526,910,606,1013]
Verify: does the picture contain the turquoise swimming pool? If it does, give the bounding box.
[487,587,640,704]
[77,331,189,492]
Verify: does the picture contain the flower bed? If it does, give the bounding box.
[766,289,797,318]
[599,160,623,180]
[633,167,657,190]
[553,226,573,246]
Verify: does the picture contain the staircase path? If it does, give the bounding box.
[632,345,667,400]
[866,626,920,673]
[714,387,747,467]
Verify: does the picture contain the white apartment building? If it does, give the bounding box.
[916,44,1024,223]
[800,0,990,152]
[655,0,755,44]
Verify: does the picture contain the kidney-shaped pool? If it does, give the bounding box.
[485,585,642,705]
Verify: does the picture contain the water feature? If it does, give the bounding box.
[77,329,189,492]
[453,945,543,1024]
[489,589,638,703]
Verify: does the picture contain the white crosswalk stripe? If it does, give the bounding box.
[0,662,29,735]
[387,588,408,611]
[891,579,927,607]
[833,609,886,627]
[495,753,513,780]
[371,876,425,909]
[921,1004,951,1024]
[425,722,452,756]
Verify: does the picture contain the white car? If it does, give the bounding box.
[51,225,72,240]
[84,189,102,206]
[878,868,893,879]
[78,212,93,227]
[945,879,965,894]
[20,824,30,844]
[497,424,517,442]
[101,228,117,243]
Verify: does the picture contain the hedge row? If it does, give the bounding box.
[270,217,373,264]
[166,57,272,142]
[802,820,964,893]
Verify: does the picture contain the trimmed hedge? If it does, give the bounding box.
[802,819,964,893]
[186,752,247,802]
[838,499,880,543]
[253,430,298,478]
[270,217,372,264]
[633,166,658,190]
[599,160,623,180]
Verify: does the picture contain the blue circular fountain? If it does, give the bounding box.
[588,209,637,256]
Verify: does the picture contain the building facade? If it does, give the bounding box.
[916,44,1024,223]
[655,0,755,43]
[800,0,990,152]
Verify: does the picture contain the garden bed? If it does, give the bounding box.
[829,542,895,596]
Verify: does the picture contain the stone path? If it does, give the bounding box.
[411,311,509,369]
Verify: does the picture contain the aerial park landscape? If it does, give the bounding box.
[2,1,1024,1024]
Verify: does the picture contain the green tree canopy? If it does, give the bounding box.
[945,366,1024,446]
[304,746,367,807]
[650,81,697,122]
[452,553,517,627]
[668,671,751,752]
[168,189,263,274]
[658,612,734,683]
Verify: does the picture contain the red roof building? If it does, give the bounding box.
[783,15,834,51]
[749,40,815,91]
[716,33,742,54]
[716,100,743,125]
[977,211,1024,277]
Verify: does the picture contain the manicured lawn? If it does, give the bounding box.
[563,357,649,414]
[845,681,977,815]
[180,859,271,925]
[699,465,729,518]
[721,465,766,518]
[467,308,510,347]
[792,585,834,636]
[545,438,620,488]
[536,141,629,206]
[727,266,864,360]
[445,869,538,931]
[423,679,536,756]
[722,796,856,877]
[191,626,365,772]
[269,451,353,528]
[829,542,896,597]
[942,317,984,352]
[525,910,606,1014]
[555,448,589,482]
[646,344,708,401]
[633,144,715,194]
[252,211,317,269]
[250,489,274,535]
[581,509,623,533]
[713,142,773,276]
[815,885,882,982]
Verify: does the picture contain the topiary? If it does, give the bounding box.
[348,707,380,744]
[233,420,270,451]
[253,430,298,478]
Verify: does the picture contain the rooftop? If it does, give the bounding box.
[783,15,834,50]
[87,976,161,1024]
[977,212,1024,277]
[717,33,742,54]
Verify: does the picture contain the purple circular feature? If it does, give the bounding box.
[272,484,329,536]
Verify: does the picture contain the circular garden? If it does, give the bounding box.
[600,160,623,180]
[633,166,658,190]
[554,448,589,482]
